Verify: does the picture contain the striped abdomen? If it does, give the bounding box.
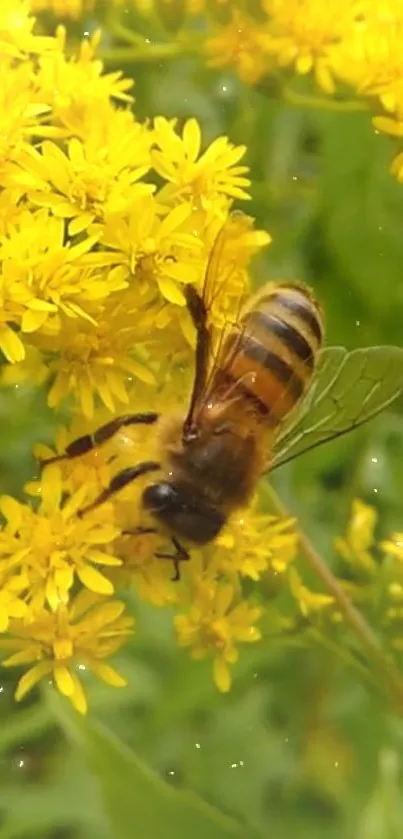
[215,283,324,426]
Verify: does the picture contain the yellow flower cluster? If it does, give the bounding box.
[41,0,403,183]
[206,0,403,137]
[30,0,95,18]
[335,499,403,655]
[0,1,298,711]
[26,0,403,704]
[215,0,403,180]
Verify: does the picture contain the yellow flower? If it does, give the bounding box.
[94,194,203,307]
[264,0,364,94]
[114,531,180,607]
[0,465,121,612]
[328,0,403,155]
[214,505,297,581]
[30,0,95,19]
[198,210,271,331]
[0,273,27,363]
[13,111,153,234]
[0,567,28,632]
[0,0,55,57]
[0,343,48,385]
[128,0,205,15]
[36,27,133,136]
[335,499,378,577]
[32,299,156,417]
[152,117,251,209]
[1,591,133,713]
[381,533,403,564]
[289,568,335,619]
[0,61,52,177]
[334,8,403,113]
[175,580,262,692]
[29,422,113,499]
[0,208,104,337]
[0,5,287,707]
[205,9,273,86]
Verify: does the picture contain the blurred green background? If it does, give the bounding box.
[3,6,403,839]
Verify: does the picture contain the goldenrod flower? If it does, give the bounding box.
[289,569,335,619]
[0,4,300,711]
[14,114,153,233]
[381,533,403,564]
[30,0,95,19]
[0,0,55,57]
[0,208,103,333]
[0,278,26,363]
[0,466,121,612]
[95,194,203,307]
[205,9,273,86]
[0,569,28,633]
[0,592,133,714]
[114,531,180,607]
[264,0,364,94]
[175,581,262,692]
[28,421,113,498]
[152,117,251,207]
[379,530,403,647]
[336,7,403,99]
[214,504,297,581]
[36,28,133,136]
[0,62,51,174]
[37,302,156,417]
[335,499,378,577]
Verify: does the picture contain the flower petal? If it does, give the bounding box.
[54,665,75,697]
[91,660,127,687]
[15,661,52,701]
[213,656,231,693]
[77,564,114,595]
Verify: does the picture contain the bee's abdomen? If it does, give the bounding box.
[220,283,323,425]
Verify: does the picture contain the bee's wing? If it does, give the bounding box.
[269,345,403,471]
[185,212,253,428]
[202,210,253,320]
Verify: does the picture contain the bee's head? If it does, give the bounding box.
[141,481,225,545]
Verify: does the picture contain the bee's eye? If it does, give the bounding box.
[142,481,224,544]
[142,482,177,513]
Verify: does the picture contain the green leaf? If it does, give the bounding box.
[356,750,403,839]
[49,691,263,839]
[318,110,403,325]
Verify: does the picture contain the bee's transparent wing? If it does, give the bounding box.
[186,211,255,428]
[269,345,403,471]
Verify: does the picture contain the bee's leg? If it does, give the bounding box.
[155,537,190,582]
[183,285,211,440]
[121,527,157,537]
[78,462,160,517]
[40,412,159,466]
[121,529,188,580]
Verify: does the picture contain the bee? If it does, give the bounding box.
[41,213,403,580]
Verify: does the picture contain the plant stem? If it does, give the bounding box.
[101,43,190,64]
[282,85,369,112]
[266,484,403,711]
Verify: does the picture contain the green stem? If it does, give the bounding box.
[308,627,379,689]
[108,22,153,48]
[266,484,403,711]
[282,85,369,112]
[101,42,192,64]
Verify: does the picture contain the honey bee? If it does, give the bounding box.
[41,213,403,579]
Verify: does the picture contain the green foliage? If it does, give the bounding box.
[49,691,260,839]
